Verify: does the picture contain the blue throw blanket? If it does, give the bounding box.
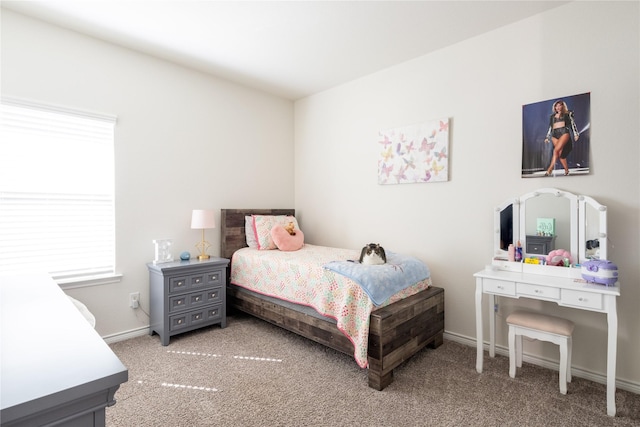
[323,253,430,306]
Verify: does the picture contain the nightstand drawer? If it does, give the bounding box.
[168,269,222,294]
[206,287,223,304]
[206,305,223,322]
[205,270,223,286]
[169,313,189,331]
[168,273,204,293]
[169,306,222,332]
[527,244,546,255]
[482,279,516,296]
[561,289,603,310]
[517,283,560,300]
[169,276,189,293]
[169,290,211,313]
[169,309,205,331]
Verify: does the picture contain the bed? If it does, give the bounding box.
[221,208,444,390]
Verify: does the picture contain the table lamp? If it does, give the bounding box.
[191,209,215,260]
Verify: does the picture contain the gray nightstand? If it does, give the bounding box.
[147,257,229,345]
[525,235,556,255]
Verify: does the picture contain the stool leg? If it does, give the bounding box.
[567,336,572,383]
[508,326,516,378]
[559,339,568,395]
[516,334,523,368]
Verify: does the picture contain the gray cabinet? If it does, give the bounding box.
[148,257,229,345]
[525,235,556,255]
[0,275,128,427]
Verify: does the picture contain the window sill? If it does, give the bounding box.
[57,273,123,289]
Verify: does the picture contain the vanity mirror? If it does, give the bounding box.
[520,188,577,262]
[579,195,608,262]
[494,188,607,274]
[494,198,519,255]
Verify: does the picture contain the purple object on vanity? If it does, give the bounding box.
[581,260,618,286]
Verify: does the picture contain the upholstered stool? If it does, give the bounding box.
[506,310,574,394]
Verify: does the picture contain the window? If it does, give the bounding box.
[0,97,117,284]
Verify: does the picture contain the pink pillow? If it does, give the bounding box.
[252,215,299,250]
[271,224,304,251]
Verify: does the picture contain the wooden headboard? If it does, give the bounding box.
[220,209,295,260]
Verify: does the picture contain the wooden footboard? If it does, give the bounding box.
[367,286,444,390]
[227,284,444,390]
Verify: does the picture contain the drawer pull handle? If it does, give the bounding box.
[195,279,201,283]
[497,285,504,290]
[195,315,201,320]
[579,297,586,302]
[177,319,183,324]
[177,300,182,305]
[535,289,542,294]
[210,275,217,280]
[177,281,184,286]
[195,297,200,301]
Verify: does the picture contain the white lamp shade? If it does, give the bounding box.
[191,209,216,229]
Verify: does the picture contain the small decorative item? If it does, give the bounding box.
[546,249,572,267]
[515,240,523,262]
[180,251,191,261]
[152,239,174,265]
[536,218,555,236]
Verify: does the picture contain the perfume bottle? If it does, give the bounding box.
[515,241,523,262]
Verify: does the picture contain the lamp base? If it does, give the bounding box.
[197,254,210,260]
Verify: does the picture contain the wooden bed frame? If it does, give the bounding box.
[221,209,445,390]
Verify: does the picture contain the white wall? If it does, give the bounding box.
[2,1,638,391]
[1,10,294,338]
[294,2,640,387]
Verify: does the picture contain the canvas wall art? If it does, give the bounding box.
[522,92,590,178]
[377,118,449,185]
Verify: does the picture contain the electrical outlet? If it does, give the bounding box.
[130,292,140,309]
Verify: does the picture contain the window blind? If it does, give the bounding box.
[0,98,117,281]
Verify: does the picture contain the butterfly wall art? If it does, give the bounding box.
[377,118,450,184]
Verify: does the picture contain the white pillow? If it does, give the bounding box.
[245,216,259,248]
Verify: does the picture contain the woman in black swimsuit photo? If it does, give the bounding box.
[544,100,580,176]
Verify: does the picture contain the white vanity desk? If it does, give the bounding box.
[474,267,620,416]
[476,188,620,416]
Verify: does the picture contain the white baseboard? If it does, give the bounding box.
[102,326,150,344]
[443,331,640,395]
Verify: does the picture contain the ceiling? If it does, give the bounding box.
[2,1,568,100]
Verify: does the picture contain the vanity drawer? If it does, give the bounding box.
[482,279,516,296]
[517,283,560,301]
[561,289,603,310]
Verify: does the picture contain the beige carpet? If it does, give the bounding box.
[107,314,640,426]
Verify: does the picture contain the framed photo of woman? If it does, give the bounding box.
[522,92,590,177]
